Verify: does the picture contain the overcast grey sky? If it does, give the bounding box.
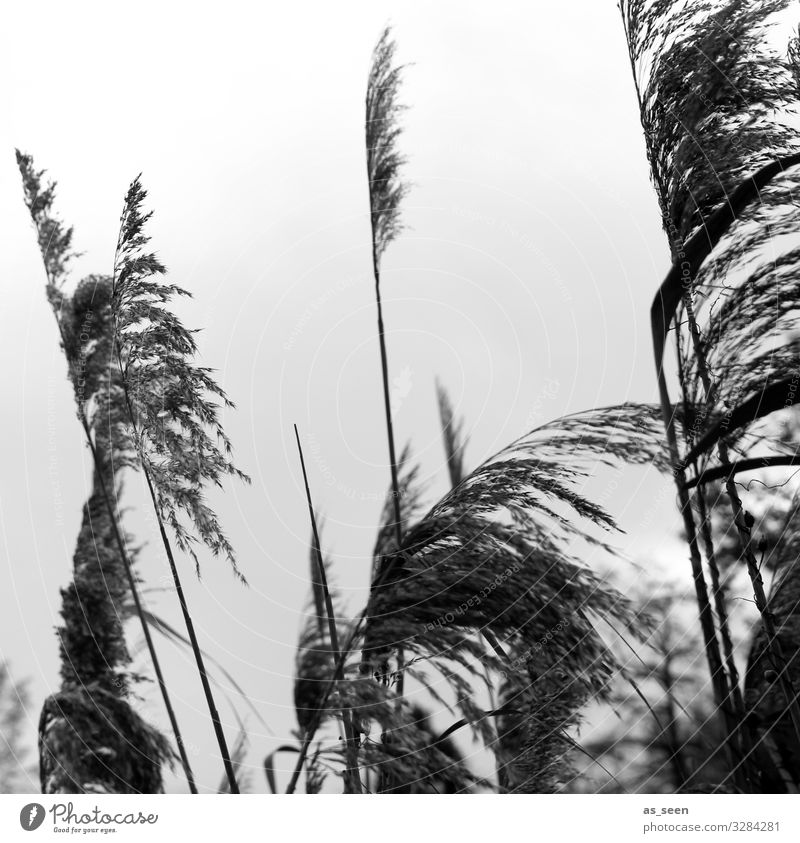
[0,0,701,792]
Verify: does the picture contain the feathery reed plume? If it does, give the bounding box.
[368,440,476,792]
[434,381,544,782]
[621,1,800,786]
[109,175,248,793]
[366,25,408,556]
[295,404,666,793]
[286,401,659,792]
[358,404,664,789]
[111,177,249,578]
[620,0,797,246]
[367,405,670,781]
[367,26,408,265]
[16,151,194,793]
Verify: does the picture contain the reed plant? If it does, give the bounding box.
[17,157,249,794]
[17,2,800,796]
[621,0,800,791]
[17,153,192,793]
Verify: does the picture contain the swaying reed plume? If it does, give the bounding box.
[16,152,192,793]
[363,403,668,791]
[621,0,800,789]
[366,26,409,554]
[109,176,250,793]
[285,399,673,792]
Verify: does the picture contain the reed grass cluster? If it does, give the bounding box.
[12,2,800,795]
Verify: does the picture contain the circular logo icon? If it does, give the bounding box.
[19,803,45,831]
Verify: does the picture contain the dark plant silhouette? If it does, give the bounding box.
[17,153,190,793]
[622,0,800,790]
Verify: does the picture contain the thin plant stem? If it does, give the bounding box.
[366,28,409,697]
[294,425,363,794]
[372,251,404,550]
[371,243,406,698]
[139,452,239,793]
[695,490,746,716]
[694,488,759,787]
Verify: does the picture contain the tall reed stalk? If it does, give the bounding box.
[108,176,250,793]
[365,26,410,696]
[366,27,407,555]
[294,426,362,793]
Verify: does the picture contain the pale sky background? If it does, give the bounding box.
[0,0,716,793]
